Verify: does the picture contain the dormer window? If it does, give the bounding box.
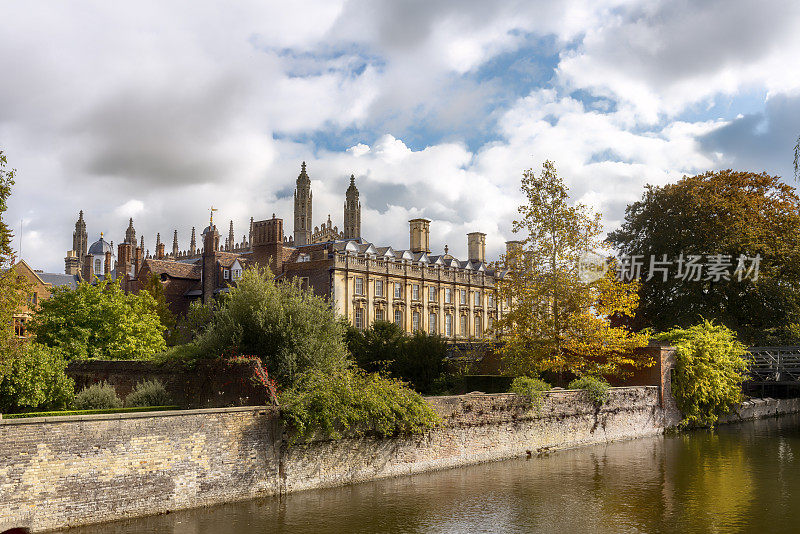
[232,268,242,280]
[223,269,230,280]
[298,253,311,262]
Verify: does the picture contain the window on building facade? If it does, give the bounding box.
[412,284,420,301]
[13,318,26,338]
[31,292,37,306]
[394,309,402,327]
[412,311,420,332]
[94,258,102,275]
[429,312,437,334]
[375,308,384,322]
[460,314,467,336]
[474,290,481,306]
[394,282,402,299]
[428,286,436,302]
[223,269,230,280]
[488,294,494,308]
[355,308,364,330]
[232,268,242,280]
[375,280,384,297]
[298,253,310,262]
[475,316,482,337]
[355,277,364,295]
[460,289,467,305]
[445,288,452,304]
[487,316,493,333]
[445,314,453,337]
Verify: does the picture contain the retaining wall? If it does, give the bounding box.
[2,387,661,532]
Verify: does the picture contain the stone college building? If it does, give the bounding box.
[64,163,506,340]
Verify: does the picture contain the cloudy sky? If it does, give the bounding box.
[3,0,800,272]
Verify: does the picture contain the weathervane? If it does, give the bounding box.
[209,206,218,226]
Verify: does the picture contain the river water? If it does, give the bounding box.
[64,415,800,534]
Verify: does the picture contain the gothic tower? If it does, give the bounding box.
[343,174,361,240]
[72,210,88,264]
[125,218,136,245]
[172,230,179,257]
[293,161,312,246]
[189,227,197,255]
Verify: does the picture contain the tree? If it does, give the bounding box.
[346,321,448,393]
[0,343,74,413]
[496,161,650,378]
[168,267,349,387]
[29,279,167,360]
[143,273,178,345]
[608,170,800,345]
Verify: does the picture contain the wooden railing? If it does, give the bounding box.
[748,346,800,382]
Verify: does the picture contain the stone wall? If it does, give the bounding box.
[1,387,663,533]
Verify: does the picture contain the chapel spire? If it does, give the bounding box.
[344,174,361,240]
[293,161,313,246]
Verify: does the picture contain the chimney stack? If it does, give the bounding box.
[409,219,431,254]
[505,240,523,268]
[467,232,486,263]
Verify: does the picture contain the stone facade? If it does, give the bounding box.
[62,162,506,340]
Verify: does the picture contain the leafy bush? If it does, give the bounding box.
[280,367,440,443]
[655,320,749,427]
[74,382,123,410]
[0,343,74,413]
[509,376,551,411]
[568,376,611,406]
[346,321,449,394]
[162,267,349,387]
[125,379,172,407]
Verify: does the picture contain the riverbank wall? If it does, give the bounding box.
[3,386,799,533]
[2,386,662,532]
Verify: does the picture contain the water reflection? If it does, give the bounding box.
[61,415,800,534]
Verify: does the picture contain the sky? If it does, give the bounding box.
[3,0,800,272]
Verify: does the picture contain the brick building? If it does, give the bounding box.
[63,163,507,340]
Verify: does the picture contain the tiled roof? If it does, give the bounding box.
[38,273,80,290]
[143,259,201,279]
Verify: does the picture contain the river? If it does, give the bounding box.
[62,414,800,534]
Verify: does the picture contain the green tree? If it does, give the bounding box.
[0,343,74,413]
[655,320,749,427]
[608,170,800,345]
[496,161,649,378]
[30,279,166,360]
[143,273,178,345]
[168,267,349,387]
[346,321,448,393]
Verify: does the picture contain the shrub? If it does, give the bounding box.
[509,376,551,411]
[280,367,440,443]
[568,376,611,406]
[655,320,749,427]
[0,343,74,413]
[125,379,172,407]
[74,382,123,410]
[162,267,349,387]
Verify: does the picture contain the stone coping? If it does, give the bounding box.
[0,405,277,426]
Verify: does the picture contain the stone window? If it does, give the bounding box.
[412,284,420,301]
[13,317,26,338]
[488,294,494,308]
[394,282,402,299]
[460,315,467,336]
[94,258,102,275]
[445,287,452,304]
[429,312,437,334]
[223,269,230,280]
[394,308,402,327]
[355,277,364,295]
[355,308,364,330]
[475,316,482,337]
[474,290,482,306]
[375,279,384,297]
[445,314,453,337]
[488,316,493,333]
[375,308,385,322]
[460,289,467,305]
[428,286,437,302]
[412,311,420,332]
[232,268,242,280]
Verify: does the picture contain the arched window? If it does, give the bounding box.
[94,258,102,274]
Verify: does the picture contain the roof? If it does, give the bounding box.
[88,237,113,256]
[142,259,201,280]
[38,273,80,290]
